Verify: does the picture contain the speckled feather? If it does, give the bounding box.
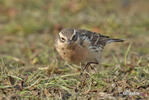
[55,28,123,66]
[60,28,123,52]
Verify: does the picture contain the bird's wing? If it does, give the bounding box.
[77,29,123,52]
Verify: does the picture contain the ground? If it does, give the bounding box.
[0,0,149,99]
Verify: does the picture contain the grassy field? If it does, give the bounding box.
[0,0,149,99]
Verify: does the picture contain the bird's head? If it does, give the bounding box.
[58,28,79,47]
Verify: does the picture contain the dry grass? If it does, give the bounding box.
[0,0,149,99]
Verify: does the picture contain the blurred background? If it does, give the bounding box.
[0,0,149,35]
[0,0,149,99]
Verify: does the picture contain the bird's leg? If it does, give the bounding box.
[84,62,99,71]
[80,62,98,75]
[80,65,88,76]
[90,64,97,73]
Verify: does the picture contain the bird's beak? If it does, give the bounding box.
[67,40,72,45]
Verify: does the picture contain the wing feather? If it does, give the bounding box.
[76,29,123,52]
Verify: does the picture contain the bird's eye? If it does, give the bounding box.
[72,34,78,41]
[60,37,65,42]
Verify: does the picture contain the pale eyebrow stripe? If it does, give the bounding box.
[71,29,77,39]
[59,32,62,36]
[73,29,76,35]
[59,32,67,39]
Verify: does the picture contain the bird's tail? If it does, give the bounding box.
[106,38,124,44]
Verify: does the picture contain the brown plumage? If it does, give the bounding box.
[55,28,124,73]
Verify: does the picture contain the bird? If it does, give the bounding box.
[55,28,124,73]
